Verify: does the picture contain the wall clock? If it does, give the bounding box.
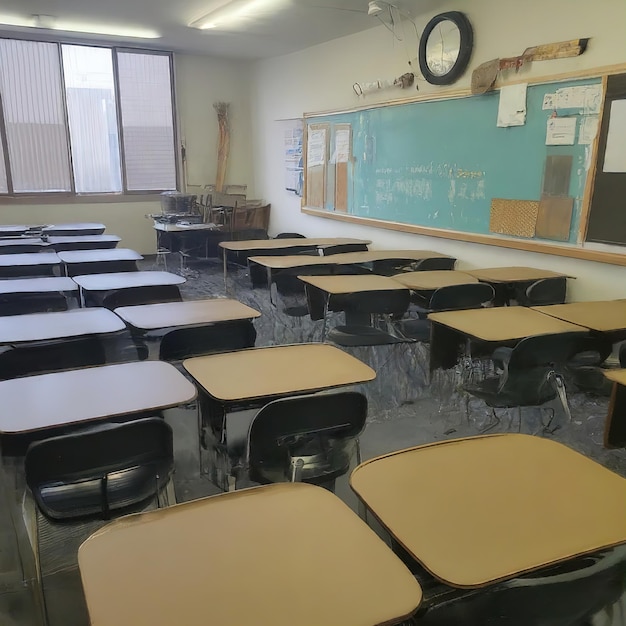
[419,11,473,85]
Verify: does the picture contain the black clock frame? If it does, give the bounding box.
[419,11,474,86]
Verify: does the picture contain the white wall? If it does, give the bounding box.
[0,52,255,255]
[251,0,626,301]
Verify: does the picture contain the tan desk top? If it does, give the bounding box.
[183,343,375,402]
[465,266,570,283]
[114,298,260,331]
[0,308,125,344]
[351,434,626,589]
[219,237,370,251]
[0,252,60,267]
[429,306,586,342]
[57,248,143,264]
[298,274,407,295]
[0,276,77,295]
[79,483,422,626]
[73,271,185,291]
[603,369,626,385]
[533,300,626,332]
[0,361,196,434]
[392,270,479,291]
[249,249,452,269]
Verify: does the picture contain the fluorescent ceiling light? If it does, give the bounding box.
[189,0,287,30]
[0,14,161,38]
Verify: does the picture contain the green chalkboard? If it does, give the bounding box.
[306,77,602,245]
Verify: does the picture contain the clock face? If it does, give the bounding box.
[425,21,461,77]
[419,12,473,86]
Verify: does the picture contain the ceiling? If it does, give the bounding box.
[0,0,428,59]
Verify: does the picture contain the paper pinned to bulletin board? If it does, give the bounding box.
[283,119,303,196]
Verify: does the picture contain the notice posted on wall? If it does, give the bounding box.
[284,120,303,196]
[307,128,327,167]
[546,117,577,145]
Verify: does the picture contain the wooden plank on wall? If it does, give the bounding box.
[334,123,351,213]
[304,123,329,209]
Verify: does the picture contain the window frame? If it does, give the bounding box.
[0,36,179,199]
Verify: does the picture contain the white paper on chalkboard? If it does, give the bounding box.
[497,83,527,127]
[603,100,626,172]
[546,117,576,145]
[307,128,326,167]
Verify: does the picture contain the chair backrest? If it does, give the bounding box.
[0,245,45,254]
[0,292,68,316]
[429,282,495,311]
[336,289,411,317]
[274,232,306,239]
[0,336,107,380]
[620,343,626,368]
[25,418,173,520]
[520,277,568,306]
[66,260,138,277]
[159,320,256,361]
[247,391,367,485]
[413,257,457,271]
[507,332,589,371]
[321,243,369,255]
[101,285,182,310]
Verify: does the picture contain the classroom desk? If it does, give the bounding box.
[0,361,196,434]
[0,237,49,253]
[298,274,409,330]
[0,307,125,344]
[42,222,105,236]
[73,271,185,306]
[392,270,479,291]
[465,267,571,305]
[428,306,587,370]
[220,237,371,285]
[183,343,375,404]
[350,434,626,588]
[47,234,121,252]
[248,249,455,289]
[602,369,626,448]
[114,298,260,331]
[0,252,61,278]
[533,300,626,336]
[58,248,143,276]
[78,483,422,626]
[0,277,78,313]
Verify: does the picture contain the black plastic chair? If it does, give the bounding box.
[99,285,182,309]
[516,277,567,306]
[274,232,306,239]
[566,335,613,395]
[619,342,626,367]
[419,546,626,626]
[321,243,369,255]
[395,283,495,342]
[0,244,45,254]
[0,292,68,316]
[373,256,456,276]
[326,289,411,346]
[23,418,175,620]
[0,336,107,380]
[25,418,174,521]
[65,260,139,277]
[245,391,367,491]
[159,321,256,361]
[463,332,588,431]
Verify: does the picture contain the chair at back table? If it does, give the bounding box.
[515,277,567,306]
[0,336,107,380]
[327,289,411,346]
[65,260,139,277]
[159,321,257,362]
[274,232,305,239]
[395,283,495,342]
[0,244,45,254]
[99,285,182,309]
[374,256,456,276]
[23,418,175,621]
[463,331,588,431]
[0,292,68,316]
[244,391,367,492]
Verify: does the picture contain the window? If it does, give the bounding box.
[0,38,177,195]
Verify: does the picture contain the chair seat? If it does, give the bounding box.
[464,375,557,409]
[328,325,408,346]
[393,319,431,342]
